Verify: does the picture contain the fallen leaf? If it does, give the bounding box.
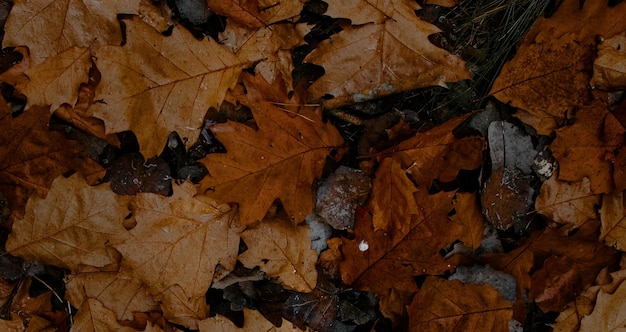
[198,308,301,332]
[199,73,345,225]
[449,192,484,250]
[535,177,600,228]
[3,0,141,66]
[481,222,621,319]
[207,0,264,28]
[238,218,318,292]
[220,22,307,88]
[341,191,461,297]
[408,277,512,332]
[19,47,91,112]
[591,31,626,90]
[0,105,103,223]
[6,174,131,270]
[325,0,395,25]
[65,271,159,321]
[316,166,371,230]
[579,278,626,330]
[256,0,304,24]
[599,190,626,250]
[305,0,470,108]
[113,182,241,310]
[530,255,582,313]
[90,17,242,157]
[370,113,484,231]
[367,157,420,233]
[156,285,208,329]
[490,0,626,135]
[550,101,625,193]
[71,298,135,332]
[0,314,25,331]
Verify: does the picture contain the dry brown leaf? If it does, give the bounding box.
[90,17,242,157]
[591,31,626,90]
[370,113,485,231]
[3,0,141,66]
[71,298,138,332]
[325,0,395,25]
[450,192,484,250]
[551,269,626,331]
[113,182,241,308]
[239,218,318,292]
[65,272,159,321]
[579,278,626,330]
[199,308,301,332]
[156,285,208,329]
[305,0,469,109]
[220,22,307,87]
[599,191,626,250]
[535,177,600,228]
[490,0,626,135]
[6,174,131,270]
[0,105,103,223]
[550,101,626,194]
[341,191,462,298]
[19,47,91,111]
[408,277,512,332]
[367,157,420,233]
[208,0,303,28]
[257,0,304,24]
[481,222,620,318]
[199,73,345,225]
[0,314,25,331]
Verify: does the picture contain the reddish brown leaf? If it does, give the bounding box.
[0,105,104,223]
[199,73,345,225]
[490,0,626,135]
[550,101,626,193]
[408,277,512,332]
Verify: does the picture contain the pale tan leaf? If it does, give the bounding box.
[198,308,303,332]
[257,0,304,24]
[535,177,600,228]
[65,272,159,321]
[3,0,141,66]
[6,174,131,270]
[305,0,469,108]
[113,182,241,301]
[91,18,242,157]
[600,191,626,250]
[580,279,626,331]
[239,218,318,292]
[70,298,137,332]
[19,47,91,111]
[591,31,626,90]
[157,285,208,329]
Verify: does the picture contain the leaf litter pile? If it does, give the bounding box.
[1,0,626,331]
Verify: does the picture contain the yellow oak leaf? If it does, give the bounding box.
[90,17,242,157]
